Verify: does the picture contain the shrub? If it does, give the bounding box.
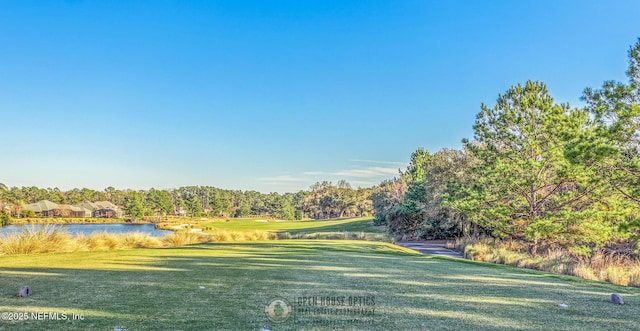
[0,210,11,226]
[22,210,36,218]
[212,230,233,242]
[0,225,74,255]
[76,232,123,251]
[464,243,490,261]
[277,232,292,240]
[373,216,387,226]
[248,230,272,241]
[162,231,210,246]
[603,266,629,286]
[629,263,640,287]
[122,232,163,248]
[573,263,598,281]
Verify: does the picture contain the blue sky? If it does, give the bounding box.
[1,1,639,193]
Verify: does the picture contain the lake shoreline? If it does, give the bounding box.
[0,223,173,237]
[6,218,156,225]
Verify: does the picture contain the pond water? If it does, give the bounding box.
[0,223,172,237]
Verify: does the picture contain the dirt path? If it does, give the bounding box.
[396,240,464,258]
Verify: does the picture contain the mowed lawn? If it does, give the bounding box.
[199,217,385,234]
[0,241,638,331]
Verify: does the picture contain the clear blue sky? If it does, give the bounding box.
[1,1,639,193]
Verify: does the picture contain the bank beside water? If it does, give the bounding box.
[0,224,210,255]
[0,223,172,237]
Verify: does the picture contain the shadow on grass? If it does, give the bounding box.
[283,219,385,235]
[0,241,638,331]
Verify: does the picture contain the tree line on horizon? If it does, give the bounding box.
[372,40,640,255]
[0,180,374,221]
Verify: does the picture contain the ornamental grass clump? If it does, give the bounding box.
[0,225,74,255]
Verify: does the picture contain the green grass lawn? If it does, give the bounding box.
[0,241,638,330]
[199,217,385,234]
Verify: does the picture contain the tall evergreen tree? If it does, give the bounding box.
[123,191,145,221]
[451,81,620,249]
[582,39,640,206]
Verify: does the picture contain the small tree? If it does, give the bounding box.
[0,210,10,226]
[186,194,202,217]
[123,191,145,221]
[22,209,36,218]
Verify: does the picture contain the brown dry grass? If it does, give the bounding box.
[0,225,212,255]
[456,237,640,287]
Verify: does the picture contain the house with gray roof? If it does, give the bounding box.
[23,200,121,218]
[79,201,122,218]
[58,204,93,218]
[23,200,61,217]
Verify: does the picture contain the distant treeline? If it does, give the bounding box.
[372,39,640,255]
[0,180,374,221]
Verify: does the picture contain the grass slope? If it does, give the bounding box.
[0,241,638,330]
[198,217,384,234]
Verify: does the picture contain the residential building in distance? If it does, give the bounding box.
[23,200,122,218]
[23,200,61,217]
[78,201,123,218]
